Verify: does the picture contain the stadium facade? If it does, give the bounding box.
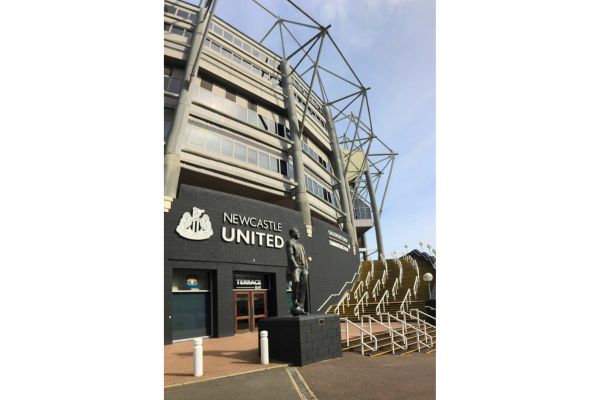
[164,0,395,343]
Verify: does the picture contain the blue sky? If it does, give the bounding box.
[211,0,436,255]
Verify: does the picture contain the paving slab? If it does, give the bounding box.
[299,351,435,400]
[165,367,301,400]
[164,331,288,387]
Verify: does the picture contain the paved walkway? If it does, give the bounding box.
[165,352,435,400]
[164,331,288,387]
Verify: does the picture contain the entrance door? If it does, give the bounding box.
[234,291,268,333]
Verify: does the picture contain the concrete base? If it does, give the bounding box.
[258,314,342,366]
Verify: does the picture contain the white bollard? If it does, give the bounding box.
[193,337,203,377]
[260,330,269,365]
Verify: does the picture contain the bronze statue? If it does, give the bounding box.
[286,227,309,316]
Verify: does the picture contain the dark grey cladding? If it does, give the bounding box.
[164,184,359,343]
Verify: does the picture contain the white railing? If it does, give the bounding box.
[353,281,365,302]
[403,309,436,346]
[361,314,407,355]
[381,266,388,286]
[317,272,358,312]
[385,312,433,352]
[354,291,369,317]
[375,290,389,318]
[413,274,419,297]
[340,318,378,356]
[365,270,373,288]
[399,289,412,316]
[391,277,400,300]
[333,291,351,315]
[409,309,436,336]
[370,259,374,276]
[371,279,382,299]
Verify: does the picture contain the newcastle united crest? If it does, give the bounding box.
[176,207,214,240]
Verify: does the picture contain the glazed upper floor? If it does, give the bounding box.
[164,0,330,148]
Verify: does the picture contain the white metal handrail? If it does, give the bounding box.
[370,259,374,276]
[353,281,365,301]
[406,309,436,336]
[381,266,388,286]
[371,279,381,299]
[361,314,407,355]
[375,290,389,317]
[391,277,399,300]
[413,274,419,297]
[317,272,358,312]
[399,289,412,315]
[401,310,436,346]
[354,291,369,317]
[333,291,351,315]
[365,270,373,288]
[340,318,377,356]
[385,312,433,352]
[410,308,436,322]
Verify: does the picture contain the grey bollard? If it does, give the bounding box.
[193,337,203,377]
[260,330,269,365]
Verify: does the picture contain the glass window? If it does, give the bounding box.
[252,48,260,58]
[266,118,275,134]
[221,47,232,59]
[288,163,294,178]
[205,131,220,153]
[214,25,223,36]
[210,41,220,52]
[165,5,176,14]
[210,95,224,111]
[221,138,233,157]
[235,104,247,121]
[247,148,258,165]
[200,79,213,91]
[258,114,268,131]
[164,23,171,32]
[198,89,212,105]
[223,31,234,42]
[247,109,257,125]
[183,30,193,40]
[168,78,182,93]
[164,76,170,91]
[243,42,251,52]
[279,160,288,176]
[251,64,261,76]
[225,90,236,102]
[276,123,285,138]
[258,152,269,169]
[233,37,242,47]
[171,26,184,36]
[270,157,279,173]
[248,102,257,112]
[242,59,252,70]
[189,128,206,148]
[232,53,242,64]
[176,9,189,19]
[234,143,246,162]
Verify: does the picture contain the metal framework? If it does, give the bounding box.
[249,0,397,259]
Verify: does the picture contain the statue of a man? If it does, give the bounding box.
[286,227,309,316]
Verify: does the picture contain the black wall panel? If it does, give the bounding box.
[164,185,360,342]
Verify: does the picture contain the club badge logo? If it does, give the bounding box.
[176,207,214,240]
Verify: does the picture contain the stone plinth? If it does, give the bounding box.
[258,314,342,366]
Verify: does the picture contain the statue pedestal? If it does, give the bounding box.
[257,314,342,366]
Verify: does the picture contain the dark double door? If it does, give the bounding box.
[234,291,267,333]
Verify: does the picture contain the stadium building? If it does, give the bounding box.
[164,0,397,344]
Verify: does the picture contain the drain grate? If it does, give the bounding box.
[286,367,318,400]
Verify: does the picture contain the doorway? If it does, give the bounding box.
[234,291,268,333]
